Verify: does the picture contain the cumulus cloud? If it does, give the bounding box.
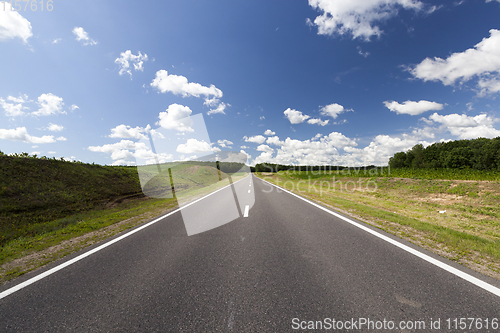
[307,0,424,41]
[427,112,500,139]
[384,100,444,115]
[47,123,64,132]
[151,70,223,99]
[284,108,310,124]
[266,136,285,146]
[207,101,228,115]
[72,27,97,45]
[410,29,500,95]
[240,149,251,161]
[151,70,227,115]
[176,138,212,154]
[264,129,275,136]
[251,129,434,167]
[342,134,425,166]
[157,103,194,132]
[0,94,29,117]
[109,124,150,139]
[0,93,73,117]
[0,2,32,42]
[256,144,274,153]
[115,50,148,77]
[33,93,65,116]
[0,127,57,144]
[218,139,233,148]
[252,133,357,166]
[243,135,267,144]
[307,118,329,126]
[88,139,172,166]
[320,103,353,119]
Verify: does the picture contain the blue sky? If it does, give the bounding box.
[1,0,500,166]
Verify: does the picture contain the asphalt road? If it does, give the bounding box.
[1,174,500,332]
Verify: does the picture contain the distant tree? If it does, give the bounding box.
[389,152,407,168]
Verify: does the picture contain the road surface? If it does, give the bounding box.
[1,174,499,332]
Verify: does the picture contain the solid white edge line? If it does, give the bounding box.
[258,177,500,298]
[0,174,251,300]
[243,205,250,217]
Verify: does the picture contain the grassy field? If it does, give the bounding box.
[255,169,500,279]
[0,155,246,283]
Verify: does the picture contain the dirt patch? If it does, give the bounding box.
[183,165,202,175]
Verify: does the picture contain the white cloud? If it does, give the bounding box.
[33,93,65,116]
[343,134,425,166]
[151,70,223,100]
[151,70,227,115]
[307,118,329,126]
[240,149,251,161]
[357,46,370,57]
[70,104,79,111]
[252,132,359,166]
[115,50,148,77]
[89,140,173,166]
[0,2,32,42]
[72,27,97,46]
[52,38,61,44]
[109,124,150,139]
[218,139,233,148]
[264,129,275,136]
[427,112,500,139]
[320,103,353,119]
[56,136,67,141]
[266,136,285,146]
[260,116,265,120]
[157,104,194,132]
[243,135,267,144]
[384,100,444,115]
[410,29,500,95]
[257,144,274,153]
[0,94,29,117]
[0,127,56,144]
[284,108,310,124]
[307,0,424,41]
[176,138,212,154]
[47,123,64,132]
[207,101,228,115]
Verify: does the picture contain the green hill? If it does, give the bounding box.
[0,155,241,248]
[0,155,144,246]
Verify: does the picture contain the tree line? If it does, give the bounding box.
[389,137,500,170]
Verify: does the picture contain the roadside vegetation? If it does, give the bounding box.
[0,152,246,283]
[255,170,500,278]
[254,137,500,279]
